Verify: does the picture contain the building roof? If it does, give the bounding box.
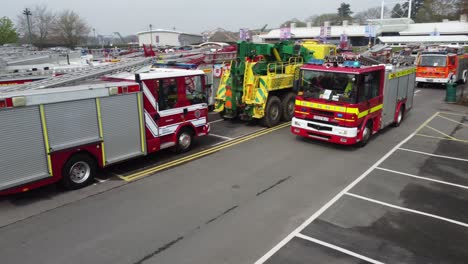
[260,18,468,40]
[137,29,201,37]
[399,21,468,35]
[379,35,468,45]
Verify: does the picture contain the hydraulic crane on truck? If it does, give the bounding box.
[214,40,336,127]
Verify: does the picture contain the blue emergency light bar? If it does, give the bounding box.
[307,59,325,65]
[343,60,361,68]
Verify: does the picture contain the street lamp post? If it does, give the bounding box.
[93,28,96,45]
[149,24,153,48]
[23,8,33,47]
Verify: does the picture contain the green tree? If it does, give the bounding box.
[0,17,18,44]
[402,0,424,19]
[280,18,307,28]
[337,2,353,24]
[391,4,405,18]
[312,13,340,26]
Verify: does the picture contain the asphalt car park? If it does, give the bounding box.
[257,111,468,264]
[0,112,272,227]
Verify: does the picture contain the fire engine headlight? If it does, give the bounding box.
[337,129,348,135]
[294,121,302,127]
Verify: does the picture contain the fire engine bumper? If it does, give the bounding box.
[291,117,359,145]
[416,77,450,84]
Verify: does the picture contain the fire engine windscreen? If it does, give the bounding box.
[419,55,447,67]
[299,70,358,103]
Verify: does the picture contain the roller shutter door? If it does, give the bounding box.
[0,106,49,190]
[100,94,144,164]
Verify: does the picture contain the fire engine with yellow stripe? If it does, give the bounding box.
[291,55,415,146]
[0,59,210,195]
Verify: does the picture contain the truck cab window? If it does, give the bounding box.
[158,78,178,111]
[359,71,380,102]
[184,76,205,105]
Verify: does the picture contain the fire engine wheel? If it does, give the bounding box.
[357,122,372,148]
[261,96,281,127]
[281,92,296,121]
[393,105,405,127]
[176,128,193,153]
[61,153,96,190]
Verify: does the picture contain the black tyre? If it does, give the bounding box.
[261,96,282,127]
[176,128,194,153]
[392,105,405,127]
[357,122,372,148]
[60,153,97,190]
[281,92,296,121]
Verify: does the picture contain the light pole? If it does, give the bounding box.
[149,24,153,48]
[93,28,96,45]
[23,8,33,47]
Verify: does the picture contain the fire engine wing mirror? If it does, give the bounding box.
[293,80,299,93]
[154,113,160,120]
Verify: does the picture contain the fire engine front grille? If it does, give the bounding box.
[308,123,332,131]
[310,109,335,117]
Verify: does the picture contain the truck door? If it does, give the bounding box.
[448,55,457,80]
[357,70,382,128]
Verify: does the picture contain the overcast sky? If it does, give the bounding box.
[3,0,385,36]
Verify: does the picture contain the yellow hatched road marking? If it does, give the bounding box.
[119,122,290,182]
[437,114,468,127]
[39,105,53,176]
[416,134,468,143]
[425,125,457,140]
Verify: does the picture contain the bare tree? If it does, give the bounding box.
[354,6,389,24]
[54,10,90,48]
[34,5,55,46]
[16,5,55,47]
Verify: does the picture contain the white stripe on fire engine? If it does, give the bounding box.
[144,111,159,137]
[159,117,207,136]
[141,82,157,111]
[158,103,208,117]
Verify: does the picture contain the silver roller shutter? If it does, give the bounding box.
[0,106,49,191]
[44,99,100,152]
[100,94,144,164]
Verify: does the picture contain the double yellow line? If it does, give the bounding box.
[119,122,291,182]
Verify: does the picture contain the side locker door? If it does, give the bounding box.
[0,106,50,191]
[406,68,416,110]
[383,71,399,127]
[99,93,146,164]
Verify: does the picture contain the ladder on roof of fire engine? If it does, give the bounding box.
[0,57,153,93]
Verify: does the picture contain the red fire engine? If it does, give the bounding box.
[416,46,468,86]
[291,57,415,146]
[0,68,210,195]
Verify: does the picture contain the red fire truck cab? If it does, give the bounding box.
[291,58,415,146]
[0,68,210,195]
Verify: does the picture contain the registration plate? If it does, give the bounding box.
[426,79,433,82]
[313,115,329,122]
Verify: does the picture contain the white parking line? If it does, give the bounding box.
[376,167,468,191]
[346,192,468,228]
[296,234,385,264]
[209,133,233,140]
[414,89,421,94]
[254,112,440,264]
[398,148,468,162]
[209,119,225,124]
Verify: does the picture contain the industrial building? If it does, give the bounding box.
[137,29,203,47]
[257,15,468,47]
